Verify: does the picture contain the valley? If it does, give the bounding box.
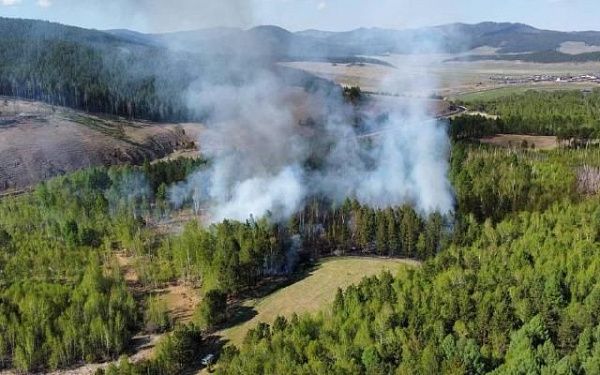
[1,11,600,375]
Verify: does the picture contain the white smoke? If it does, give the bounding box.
[325,52,454,213]
[165,9,454,222]
[212,166,305,222]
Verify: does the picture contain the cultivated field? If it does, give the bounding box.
[218,257,420,346]
[282,55,600,99]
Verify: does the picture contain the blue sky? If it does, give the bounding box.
[0,0,598,33]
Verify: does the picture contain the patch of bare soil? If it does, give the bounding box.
[116,253,201,355]
[480,134,558,150]
[115,252,200,325]
[0,97,203,192]
[155,283,201,324]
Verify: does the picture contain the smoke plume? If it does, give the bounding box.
[166,10,454,223]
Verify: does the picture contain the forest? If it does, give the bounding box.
[213,144,600,374]
[452,90,600,141]
[0,153,448,372]
[0,36,197,121]
[0,18,336,124]
[2,136,599,373]
[217,198,600,374]
[1,18,600,371]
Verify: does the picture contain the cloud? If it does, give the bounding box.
[1,0,21,6]
[37,0,52,7]
[317,1,326,11]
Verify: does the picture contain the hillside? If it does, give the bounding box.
[0,98,200,192]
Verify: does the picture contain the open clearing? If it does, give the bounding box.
[480,134,559,150]
[219,257,420,346]
[559,41,600,55]
[116,252,201,327]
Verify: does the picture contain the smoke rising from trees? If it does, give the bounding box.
[163,5,454,222]
[169,67,453,221]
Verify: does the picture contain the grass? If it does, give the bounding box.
[218,257,420,346]
[455,83,599,102]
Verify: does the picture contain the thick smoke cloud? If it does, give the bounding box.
[169,62,453,222]
[165,5,454,223]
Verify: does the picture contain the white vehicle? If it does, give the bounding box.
[201,354,215,367]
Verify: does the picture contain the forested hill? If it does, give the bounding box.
[3,16,600,123]
[0,17,143,48]
[0,17,200,121]
[0,17,338,122]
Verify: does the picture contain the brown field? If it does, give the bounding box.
[282,56,600,99]
[0,97,202,192]
[480,134,559,150]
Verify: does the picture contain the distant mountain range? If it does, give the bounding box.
[2,16,600,62]
[106,21,600,61]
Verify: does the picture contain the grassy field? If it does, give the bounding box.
[454,83,599,101]
[218,257,420,346]
[281,57,600,99]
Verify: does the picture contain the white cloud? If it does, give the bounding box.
[317,1,326,11]
[1,0,21,6]
[37,0,52,7]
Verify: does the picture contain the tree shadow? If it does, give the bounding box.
[240,260,319,300]
[220,305,258,330]
[180,261,329,374]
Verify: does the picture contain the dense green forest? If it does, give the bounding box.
[3,18,600,371]
[3,139,598,373]
[0,18,337,123]
[214,146,600,374]
[87,145,600,375]
[0,35,196,121]
[0,154,448,372]
[453,90,600,140]
[0,158,207,372]
[217,198,600,374]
